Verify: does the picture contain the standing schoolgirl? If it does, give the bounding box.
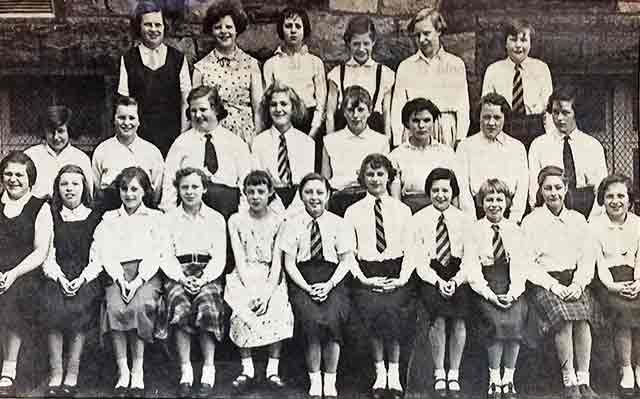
[161,167,227,398]
[521,166,602,399]
[225,170,294,393]
[91,167,166,396]
[279,173,355,399]
[467,179,529,399]
[403,167,474,399]
[344,154,413,399]
[590,174,640,396]
[40,165,102,397]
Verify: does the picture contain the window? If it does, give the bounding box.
[0,0,55,17]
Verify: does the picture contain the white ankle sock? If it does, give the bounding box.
[447,369,460,391]
[180,362,193,385]
[266,358,279,377]
[503,368,515,385]
[373,361,386,389]
[388,362,402,391]
[241,357,254,378]
[576,371,590,386]
[489,368,501,385]
[308,371,321,396]
[200,365,216,386]
[115,358,129,388]
[621,365,634,388]
[0,361,16,387]
[434,369,446,390]
[562,367,577,387]
[323,372,337,396]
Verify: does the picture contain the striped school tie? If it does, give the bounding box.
[310,219,323,260]
[563,136,577,189]
[512,64,525,114]
[435,214,451,266]
[491,224,506,262]
[277,132,292,185]
[374,198,386,253]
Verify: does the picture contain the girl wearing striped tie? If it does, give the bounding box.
[467,179,529,399]
[344,154,413,399]
[404,167,474,399]
[279,173,356,399]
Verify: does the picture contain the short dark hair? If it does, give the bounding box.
[401,98,441,129]
[260,81,306,129]
[0,151,37,188]
[173,167,209,206]
[130,2,169,39]
[114,166,156,209]
[298,172,331,196]
[357,153,397,192]
[343,15,377,45]
[203,0,249,36]
[187,85,229,122]
[341,85,373,114]
[503,18,535,41]
[51,164,93,212]
[114,95,139,113]
[546,86,580,115]
[276,7,312,41]
[480,92,512,117]
[534,165,568,207]
[41,105,76,139]
[476,178,513,214]
[408,8,447,34]
[597,173,634,207]
[424,167,460,200]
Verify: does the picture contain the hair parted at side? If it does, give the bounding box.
[503,18,535,40]
[276,7,312,40]
[343,15,377,45]
[0,151,37,188]
[298,172,331,196]
[131,1,170,39]
[597,173,634,207]
[357,153,397,191]
[114,166,156,208]
[401,98,441,129]
[407,8,447,34]
[40,105,76,139]
[173,167,209,206]
[477,178,513,212]
[187,85,229,121]
[424,167,460,199]
[260,81,306,129]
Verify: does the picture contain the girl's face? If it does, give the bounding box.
[270,91,293,131]
[349,32,375,65]
[119,177,144,213]
[363,164,389,198]
[58,172,84,210]
[189,96,218,132]
[430,179,453,212]
[505,30,531,65]
[46,124,70,154]
[483,191,506,224]
[480,103,505,140]
[114,104,140,140]
[603,182,630,222]
[540,175,567,214]
[344,99,371,135]
[2,162,30,200]
[245,183,272,213]
[178,173,204,210]
[301,179,328,217]
[408,109,434,144]
[213,15,237,50]
[551,100,577,136]
[282,15,304,47]
[140,11,165,50]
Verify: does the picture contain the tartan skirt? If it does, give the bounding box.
[600,265,640,329]
[164,262,226,341]
[419,257,472,321]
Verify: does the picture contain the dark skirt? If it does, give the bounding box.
[352,258,414,342]
[475,261,528,342]
[0,270,39,332]
[164,262,226,341]
[402,193,430,215]
[288,259,351,344]
[327,186,367,217]
[600,265,640,328]
[40,277,102,333]
[419,257,471,321]
[528,269,603,335]
[565,187,595,219]
[204,182,240,221]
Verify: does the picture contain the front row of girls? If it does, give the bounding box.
[1,148,639,399]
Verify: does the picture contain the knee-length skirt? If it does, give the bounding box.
[419,257,471,321]
[0,270,39,333]
[40,277,102,333]
[600,265,640,329]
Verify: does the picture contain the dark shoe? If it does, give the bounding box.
[501,382,517,399]
[487,383,500,399]
[61,384,77,396]
[177,383,192,398]
[618,383,635,398]
[113,386,129,398]
[44,385,62,397]
[266,374,286,390]
[129,387,145,398]
[578,384,599,399]
[448,380,462,399]
[389,388,404,399]
[563,385,580,399]
[371,387,385,399]
[0,376,16,399]
[231,374,253,394]
[434,378,447,398]
[196,383,213,398]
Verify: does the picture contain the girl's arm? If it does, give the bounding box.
[321,146,332,182]
[228,215,252,287]
[382,90,393,146]
[283,251,311,293]
[42,234,63,281]
[8,203,53,279]
[325,80,339,135]
[201,214,227,283]
[250,61,265,136]
[329,251,355,287]
[309,58,327,139]
[192,67,203,88]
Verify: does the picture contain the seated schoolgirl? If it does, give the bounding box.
[279,173,356,399]
[161,167,227,398]
[343,154,413,399]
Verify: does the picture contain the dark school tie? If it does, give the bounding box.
[310,219,323,260]
[512,64,525,114]
[491,224,506,262]
[374,198,387,253]
[435,213,451,266]
[204,133,218,175]
[563,136,577,189]
[277,133,293,185]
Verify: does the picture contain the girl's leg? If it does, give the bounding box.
[387,339,402,391]
[266,341,282,378]
[199,333,216,386]
[371,338,386,390]
[554,322,577,387]
[175,329,193,385]
[127,332,145,389]
[47,331,64,386]
[631,328,640,387]
[429,317,447,390]
[615,327,634,388]
[573,320,593,388]
[447,318,467,392]
[487,340,503,389]
[63,332,85,387]
[322,341,341,397]
[111,331,129,389]
[502,340,521,390]
[306,336,322,396]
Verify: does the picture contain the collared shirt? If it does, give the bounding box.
[24,143,93,200]
[521,205,595,289]
[90,204,166,283]
[466,218,529,300]
[391,47,470,145]
[590,212,640,287]
[263,45,327,129]
[528,128,608,210]
[59,203,92,222]
[389,140,458,195]
[117,43,191,96]
[403,205,474,286]
[344,193,411,262]
[1,191,34,218]
[327,58,395,113]
[324,127,389,190]
[482,57,552,115]
[161,126,252,210]
[252,126,315,186]
[279,210,355,263]
[91,135,164,196]
[228,208,284,268]
[456,131,529,222]
[162,204,227,283]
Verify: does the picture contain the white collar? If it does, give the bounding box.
[345,57,375,67]
[60,204,92,220]
[117,203,152,217]
[139,43,166,54]
[274,44,309,57]
[1,190,32,207]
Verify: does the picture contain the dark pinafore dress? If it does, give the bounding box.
[333,63,385,134]
[0,197,46,332]
[420,257,471,321]
[40,210,103,332]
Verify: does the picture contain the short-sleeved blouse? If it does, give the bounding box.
[389,141,457,195]
[229,210,283,266]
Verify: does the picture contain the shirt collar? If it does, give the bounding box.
[506,56,530,70]
[345,57,375,67]
[479,216,506,229]
[139,43,166,54]
[1,190,31,207]
[365,192,388,204]
[117,203,151,217]
[274,45,309,57]
[554,128,579,142]
[60,203,91,220]
[543,204,568,223]
[45,143,71,158]
[413,45,444,63]
[213,46,239,62]
[270,125,293,137]
[179,203,210,220]
[480,131,506,145]
[346,127,374,139]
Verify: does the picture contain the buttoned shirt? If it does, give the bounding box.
[528,128,608,210]
[391,48,470,145]
[161,204,227,283]
[263,45,327,129]
[466,218,529,300]
[24,143,93,200]
[403,205,474,286]
[279,210,355,264]
[482,57,552,116]
[327,58,395,114]
[324,127,389,190]
[590,212,640,287]
[344,193,412,262]
[521,205,596,290]
[91,136,164,197]
[161,126,251,210]
[456,131,529,222]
